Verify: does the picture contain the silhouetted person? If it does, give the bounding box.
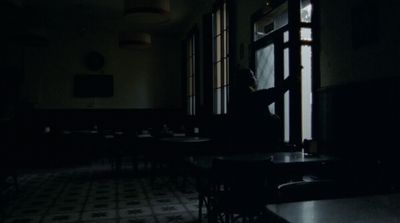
[228,68,297,152]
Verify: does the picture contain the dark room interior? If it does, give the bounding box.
[1,0,400,222]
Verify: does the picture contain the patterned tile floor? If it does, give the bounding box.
[0,162,207,223]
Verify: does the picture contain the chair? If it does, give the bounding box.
[277,179,344,203]
[120,131,143,174]
[195,163,213,223]
[0,126,19,192]
[66,131,104,165]
[207,158,274,223]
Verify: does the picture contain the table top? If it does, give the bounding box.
[63,130,99,134]
[136,133,153,138]
[223,152,335,164]
[191,152,337,170]
[267,193,400,223]
[159,136,211,143]
[269,152,335,164]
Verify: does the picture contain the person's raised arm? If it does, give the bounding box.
[255,74,300,105]
[278,74,300,93]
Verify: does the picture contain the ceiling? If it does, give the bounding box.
[3,0,214,36]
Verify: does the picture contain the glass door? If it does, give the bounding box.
[255,43,275,114]
[251,0,316,145]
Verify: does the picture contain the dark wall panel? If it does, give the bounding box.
[317,76,400,160]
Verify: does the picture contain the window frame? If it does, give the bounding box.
[212,0,230,115]
[249,0,320,145]
[184,27,200,116]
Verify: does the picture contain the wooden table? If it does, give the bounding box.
[157,136,211,155]
[159,136,211,143]
[153,136,211,185]
[190,152,338,170]
[189,151,342,195]
[267,193,400,223]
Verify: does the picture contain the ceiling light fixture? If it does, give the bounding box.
[119,32,152,49]
[124,0,170,24]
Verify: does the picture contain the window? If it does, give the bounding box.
[253,2,288,41]
[252,2,289,140]
[212,1,229,114]
[300,0,313,141]
[186,31,197,115]
[251,0,317,143]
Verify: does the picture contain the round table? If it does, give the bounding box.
[158,136,211,143]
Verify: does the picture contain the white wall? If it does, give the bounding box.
[20,25,182,109]
[320,0,400,87]
[6,0,400,111]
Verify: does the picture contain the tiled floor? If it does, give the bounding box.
[0,162,206,223]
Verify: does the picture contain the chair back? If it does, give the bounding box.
[210,158,273,202]
[277,179,342,202]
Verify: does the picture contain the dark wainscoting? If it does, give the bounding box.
[316,76,400,159]
[10,108,240,169]
[316,76,400,192]
[9,108,241,167]
[32,108,186,131]
[6,108,190,169]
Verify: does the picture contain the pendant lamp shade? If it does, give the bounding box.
[119,32,152,49]
[124,0,170,23]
